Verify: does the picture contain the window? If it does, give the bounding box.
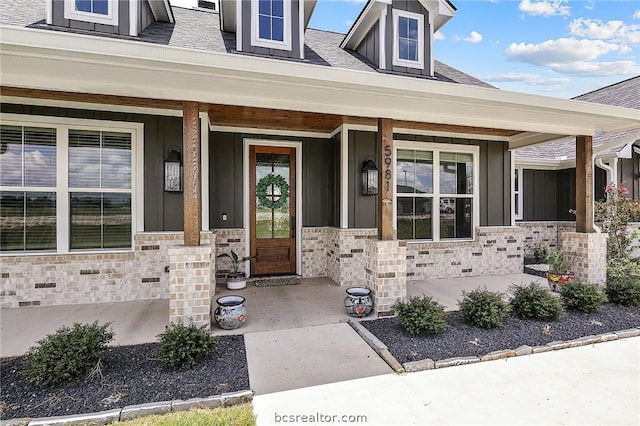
[514,168,523,220]
[251,0,291,50]
[395,143,479,241]
[0,116,139,254]
[64,0,118,26]
[392,9,424,69]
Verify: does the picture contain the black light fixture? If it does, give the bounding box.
[361,156,378,195]
[164,145,183,192]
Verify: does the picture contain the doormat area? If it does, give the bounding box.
[250,275,301,287]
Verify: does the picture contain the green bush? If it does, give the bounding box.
[509,282,564,320]
[560,281,607,313]
[533,243,549,264]
[22,321,114,387]
[156,321,215,369]
[606,276,640,307]
[393,296,447,335]
[459,288,509,329]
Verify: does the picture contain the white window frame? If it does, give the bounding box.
[393,141,479,242]
[0,114,143,256]
[250,0,292,51]
[514,167,523,220]
[392,9,424,69]
[64,0,119,27]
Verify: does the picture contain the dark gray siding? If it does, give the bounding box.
[383,0,432,76]
[139,0,155,33]
[347,131,511,229]
[240,0,302,59]
[356,21,379,68]
[52,0,131,36]
[1,103,186,232]
[209,132,337,229]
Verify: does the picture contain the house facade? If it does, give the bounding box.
[1,0,638,327]
[514,77,640,258]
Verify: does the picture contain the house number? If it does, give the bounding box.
[384,145,392,191]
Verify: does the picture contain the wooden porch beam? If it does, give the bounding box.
[377,118,394,240]
[183,101,201,246]
[575,135,594,233]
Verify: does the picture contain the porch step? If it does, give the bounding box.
[248,275,301,287]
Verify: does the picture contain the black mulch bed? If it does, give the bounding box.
[0,335,248,420]
[361,304,640,364]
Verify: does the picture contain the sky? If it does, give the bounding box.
[170,0,640,99]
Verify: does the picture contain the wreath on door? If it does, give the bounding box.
[256,173,290,210]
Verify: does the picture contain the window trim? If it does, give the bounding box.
[393,141,480,242]
[0,114,143,256]
[63,0,119,27]
[392,9,424,70]
[514,167,523,220]
[250,0,292,51]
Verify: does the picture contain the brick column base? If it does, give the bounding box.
[365,239,406,317]
[168,244,214,328]
[561,232,608,285]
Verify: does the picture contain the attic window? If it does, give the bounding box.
[251,0,292,51]
[64,0,118,26]
[392,9,424,69]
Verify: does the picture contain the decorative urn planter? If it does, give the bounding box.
[214,295,247,330]
[344,287,373,318]
[546,272,576,292]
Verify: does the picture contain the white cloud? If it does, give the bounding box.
[518,0,570,17]
[584,1,594,11]
[506,38,625,65]
[569,18,640,44]
[550,60,640,76]
[434,31,445,41]
[634,10,640,20]
[481,73,570,86]
[464,31,483,43]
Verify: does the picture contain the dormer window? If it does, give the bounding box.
[64,0,118,26]
[392,9,424,69]
[251,0,292,50]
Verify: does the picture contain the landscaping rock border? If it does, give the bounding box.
[346,320,404,373]
[5,390,253,426]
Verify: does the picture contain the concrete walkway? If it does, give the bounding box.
[253,336,640,425]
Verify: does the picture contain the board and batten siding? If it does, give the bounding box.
[240,0,303,59]
[51,0,131,36]
[356,21,380,69]
[0,103,186,232]
[208,132,338,229]
[346,131,512,229]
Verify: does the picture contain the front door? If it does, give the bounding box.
[250,145,296,276]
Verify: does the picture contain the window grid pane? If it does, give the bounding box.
[258,0,285,42]
[0,191,56,251]
[398,16,419,61]
[70,192,131,250]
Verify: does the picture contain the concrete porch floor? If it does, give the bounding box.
[0,273,544,357]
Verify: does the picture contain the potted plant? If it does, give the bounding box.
[216,250,256,290]
[546,249,576,292]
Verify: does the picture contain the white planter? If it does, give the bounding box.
[227,274,247,290]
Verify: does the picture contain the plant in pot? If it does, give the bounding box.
[216,250,256,290]
[546,249,576,292]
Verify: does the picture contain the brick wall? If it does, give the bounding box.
[326,228,377,287]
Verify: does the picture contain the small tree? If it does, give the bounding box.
[595,183,640,261]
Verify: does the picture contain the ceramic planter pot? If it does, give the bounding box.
[226,273,247,290]
[547,272,576,292]
[214,295,247,330]
[344,287,373,318]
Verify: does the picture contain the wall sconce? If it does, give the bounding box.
[361,156,378,196]
[164,145,183,192]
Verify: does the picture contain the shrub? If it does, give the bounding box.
[533,243,549,264]
[22,321,114,387]
[509,282,564,320]
[156,321,215,369]
[560,281,607,313]
[458,288,509,329]
[606,276,640,307]
[393,296,447,335]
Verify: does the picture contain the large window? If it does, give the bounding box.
[64,0,118,26]
[392,9,424,69]
[251,0,291,50]
[0,116,138,254]
[396,143,478,241]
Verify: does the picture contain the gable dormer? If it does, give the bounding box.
[341,0,456,77]
[220,0,317,60]
[46,0,174,37]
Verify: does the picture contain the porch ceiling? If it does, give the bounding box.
[1,26,638,149]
